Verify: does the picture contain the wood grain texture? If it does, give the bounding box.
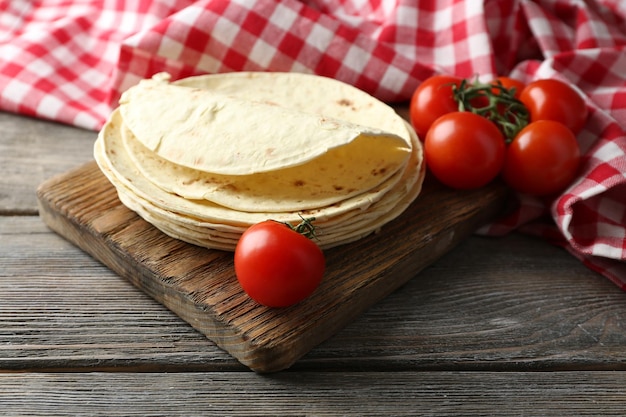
[2,217,625,373]
[304,233,626,372]
[0,112,96,214]
[4,98,626,415]
[0,216,239,372]
[2,371,625,416]
[36,161,507,372]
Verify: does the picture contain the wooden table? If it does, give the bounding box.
[2,110,625,415]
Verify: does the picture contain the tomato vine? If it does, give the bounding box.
[452,78,529,143]
[283,215,318,240]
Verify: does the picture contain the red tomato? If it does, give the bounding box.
[234,220,325,308]
[409,75,462,140]
[424,112,505,190]
[503,120,580,196]
[519,79,588,134]
[493,76,525,99]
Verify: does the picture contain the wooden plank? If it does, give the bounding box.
[0,216,240,372]
[304,233,626,372]
[0,112,96,214]
[36,161,507,372]
[3,217,625,372]
[1,371,625,416]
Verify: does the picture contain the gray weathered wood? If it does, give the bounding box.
[0,111,96,214]
[1,215,239,371]
[3,105,626,415]
[3,216,625,372]
[1,371,625,416]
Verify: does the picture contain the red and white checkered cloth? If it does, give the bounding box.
[2,0,625,289]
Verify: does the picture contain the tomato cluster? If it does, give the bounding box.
[410,75,587,196]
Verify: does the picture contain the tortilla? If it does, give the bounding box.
[119,73,410,175]
[121,122,410,212]
[94,72,425,251]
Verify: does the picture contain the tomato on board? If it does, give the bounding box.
[409,75,462,140]
[519,79,588,134]
[234,220,325,308]
[502,120,581,196]
[424,111,506,190]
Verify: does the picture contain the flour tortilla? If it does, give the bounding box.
[119,73,411,176]
[122,122,409,212]
[173,72,411,141]
[119,73,411,213]
[94,110,424,250]
[96,111,419,226]
[95,72,425,251]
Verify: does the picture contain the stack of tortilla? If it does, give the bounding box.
[94,72,425,251]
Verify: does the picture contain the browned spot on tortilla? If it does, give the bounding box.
[337,98,358,111]
[220,183,239,192]
[371,167,388,176]
[333,185,344,191]
[203,176,228,185]
[294,180,305,187]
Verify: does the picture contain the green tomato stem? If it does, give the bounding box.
[283,215,318,240]
[453,78,529,143]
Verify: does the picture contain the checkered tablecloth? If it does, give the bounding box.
[2,0,625,289]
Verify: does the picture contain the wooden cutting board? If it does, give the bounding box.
[37,161,508,373]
